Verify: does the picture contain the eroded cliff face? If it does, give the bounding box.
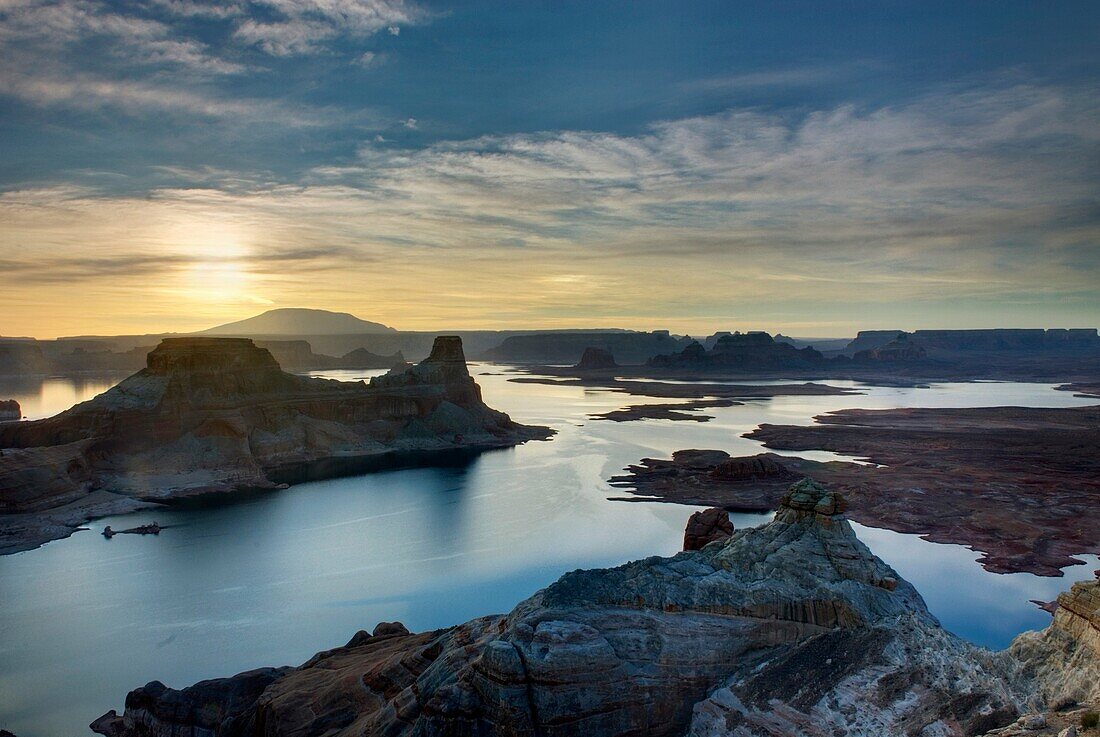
[0,336,549,552]
[93,480,1082,737]
[1007,576,1100,712]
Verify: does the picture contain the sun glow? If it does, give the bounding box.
[165,220,260,304]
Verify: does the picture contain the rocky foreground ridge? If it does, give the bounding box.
[0,336,549,554]
[90,480,1099,737]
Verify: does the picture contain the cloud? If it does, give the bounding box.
[0,67,334,124]
[233,0,424,54]
[355,50,380,67]
[2,80,1098,334]
[0,0,431,120]
[0,0,243,74]
[685,61,881,93]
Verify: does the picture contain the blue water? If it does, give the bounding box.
[0,368,1096,737]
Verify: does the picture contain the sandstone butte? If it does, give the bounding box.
[90,480,1099,737]
[0,336,550,554]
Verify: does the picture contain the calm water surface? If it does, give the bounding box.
[0,368,1097,737]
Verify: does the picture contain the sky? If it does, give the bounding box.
[1,1,1098,338]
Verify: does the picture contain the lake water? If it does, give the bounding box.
[0,368,1098,737]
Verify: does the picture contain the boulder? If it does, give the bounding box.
[682,507,734,550]
[371,621,410,637]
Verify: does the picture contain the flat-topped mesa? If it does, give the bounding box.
[146,337,279,375]
[145,337,301,399]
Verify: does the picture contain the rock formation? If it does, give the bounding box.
[614,405,1100,578]
[335,347,407,370]
[574,346,618,371]
[649,332,826,371]
[485,331,689,365]
[1009,575,1100,710]
[200,308,396,336]
[709,452,791,482]
[0,340,51,376]
[92,479,1094,737]
[608,451,798,510]
[0,336,549,554]
[854,333,928,362]
[0,399,19,422]
[745,405,1100,575]
[682,507,734,550]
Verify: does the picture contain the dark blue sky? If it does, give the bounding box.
[1,1,1098,336]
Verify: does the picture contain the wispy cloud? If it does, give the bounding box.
[3,80,1097,333]
[0,0,430,120]
[685,61,881,93]
[232,0,426,55]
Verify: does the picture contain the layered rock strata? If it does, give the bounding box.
[0,336,549,553]
[94,480,1076,737]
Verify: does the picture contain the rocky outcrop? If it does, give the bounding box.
[617,406,1100,577]
[485,331,689,365]
[745,405,1100,575]
[335,347,407,369]
[649,332,826,371]
[90,667,293,737]
[854,333,928,362]
[0,340,51,376]
[1008,575,1100,712]
[682,507,734,550]
[574,346,618,371]
[609,451,799,509]
[95,480,1046,737]
[253,340,406,371]
[911,329,1100,352]
[1052,575,1100,658]
[0,399,19,422]
[0,336,549,553]
[710,452,791,481]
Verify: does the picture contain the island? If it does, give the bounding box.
[0,336,550,555]
[611,404,1100,576]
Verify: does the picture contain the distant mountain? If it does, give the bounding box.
[200,308,396,336]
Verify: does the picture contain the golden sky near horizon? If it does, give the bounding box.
[3,86,1099,339]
